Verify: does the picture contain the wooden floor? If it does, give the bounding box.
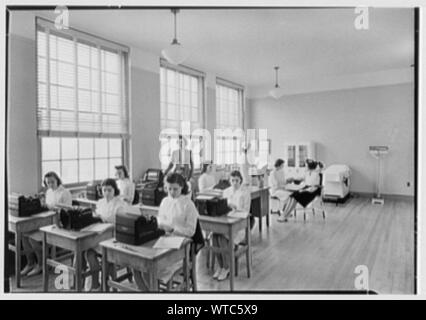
[9,196,415,294]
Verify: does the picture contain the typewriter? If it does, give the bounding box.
[59,207,102,231]
[115,212,165,245]
[86,181,102,201]
[195,193,231,217]
[9,193,47,217]
[138,169,167,206]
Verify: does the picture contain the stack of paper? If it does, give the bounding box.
[81,223,113,234]
[227,211,250,219]
[153,236,186,249]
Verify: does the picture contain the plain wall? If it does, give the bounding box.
[248,83,415,196]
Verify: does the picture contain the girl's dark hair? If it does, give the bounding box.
[44,171,62,188]
[101,178,120,196]
[274,158,285,168]
[166,173,189,195]
[201,161,213,174]
[306,159,318,170]
[115,165,129,178]
[230,170,243,183]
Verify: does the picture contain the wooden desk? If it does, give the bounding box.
[198,214,251,291]
[100,238,194,292]
[74,197,160,216]
[248,186,270,233]
[40,223,114,292]
[8,210,57,288]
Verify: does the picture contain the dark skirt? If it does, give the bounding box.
[291,187,321,208]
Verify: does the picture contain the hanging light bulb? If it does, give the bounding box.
[162,9,188,65]
[269,66,284,99]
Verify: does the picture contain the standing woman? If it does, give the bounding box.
[20,171,72,276]
[198,161,216,193]
[115,165,135,204]
[269,159,293,222]
[85,178,127,291]
[280,159,321,222]
[212,170,251,281]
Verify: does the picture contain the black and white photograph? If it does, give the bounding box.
[3,3,419,297]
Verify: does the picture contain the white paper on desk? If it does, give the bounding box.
[81,223,112,234]
[153,236,186,249]
[196,195,216,201]
[227,211,249,219]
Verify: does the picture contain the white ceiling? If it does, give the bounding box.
[33,8,414,89]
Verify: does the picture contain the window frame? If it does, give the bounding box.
[35,17,131,188]
[159,58,206,170]
[215,78,245,168]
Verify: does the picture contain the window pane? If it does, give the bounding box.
[42,137,60,160]
[79,159,94,182]
[61,138,77,159]
[95,138,108,158]
[95,159,108,180]
[62,160,78,183]
[109,139,121,158]
[79,138,94,159]
[42,161,60,179]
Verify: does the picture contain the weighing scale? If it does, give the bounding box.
[369,146,389,205]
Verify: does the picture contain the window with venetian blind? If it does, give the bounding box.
[215,79,244,166]
[36,18,129,185]
[159,59,205,169]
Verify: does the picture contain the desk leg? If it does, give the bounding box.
[246,219,252,278]
[101,247,108,292]
[266,209,270,228]
[184,244,190,291]
[229,228,235,292]
[75,248,82,292]
[191,245,197,292]
[42,232,48,292]
[148,263,158,292]
[15,231,21,289]
[258,214,262,233]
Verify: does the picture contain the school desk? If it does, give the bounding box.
[40,223,114,292]
[8,210,57,288]
[198,214,252,291]
[99,237,194,292]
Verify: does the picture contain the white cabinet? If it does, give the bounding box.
[283,142,316,178]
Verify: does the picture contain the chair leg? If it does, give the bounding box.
[235,257,238,277]
[303,210,306,222]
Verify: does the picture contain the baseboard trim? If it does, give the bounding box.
[352,192,414,202]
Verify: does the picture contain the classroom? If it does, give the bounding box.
[5,7,415,294]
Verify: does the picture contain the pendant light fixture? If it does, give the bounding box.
[269,66,284,99]
[161,8,188,65]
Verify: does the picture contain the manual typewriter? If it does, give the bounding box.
[137,169,167,206]
[115,212,165,245]
[59,207,102,231]
[9,193,47,217]
[195,193,231,217]
[86,181,103,201]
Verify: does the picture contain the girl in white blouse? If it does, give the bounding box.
[85,178,127,291]
[198,162,216,193]
[133,173,199,290]
[115,165,135,204]
[20,172,72,277]
[269,159,292,218]
[213,170,251,281]
[279,159,322,222]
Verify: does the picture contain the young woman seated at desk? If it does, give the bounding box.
[85,178,127,291]
[212,170,252,281]
[279,159,322,222]
[115,165,135,205]
[20,171,73,277]
[133,173,199,290]
[198,161,216,193]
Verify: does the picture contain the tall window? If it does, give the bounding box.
[37,18,129,185]
[159,59,205,169]
[215,79,244,166]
